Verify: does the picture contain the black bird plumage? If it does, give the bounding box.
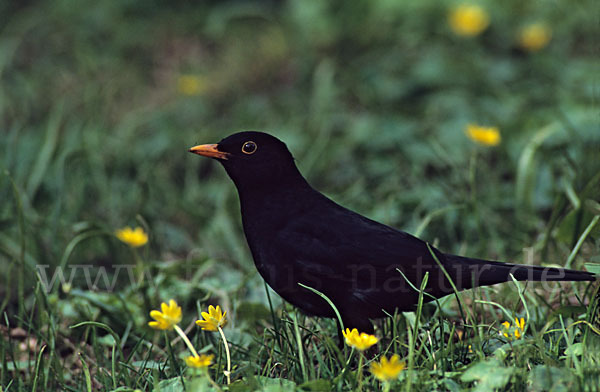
[190,131,596,333]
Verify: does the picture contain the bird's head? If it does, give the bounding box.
[189,131,303,191]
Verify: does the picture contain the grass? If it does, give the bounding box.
[1,0,599,390]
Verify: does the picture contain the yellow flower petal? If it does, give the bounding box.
[514,328,522,339]
[448,4,490,37]
[185,354,214,368]
[148,299,182,330]
[342,328,378,351]
[519,23,551,52]
[516,317,525,331]
[196,305,227,332]
[148,320,165,329]
[370,354,406,382]
[466,124,501,146]
[177,75,208,96]
[115,226,148,248]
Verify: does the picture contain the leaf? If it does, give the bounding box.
[528,366,575,392]
[515,123,562,211]
[26,103,63,198]
[97,334,116,346]
[553,305,590,319]
[461,359,514,391]
[230,376,297,392]
[299,379,332,391]
[236,302,272,325]
[584,263,600,275]
[442,378,462,392]
[157,377,185,392]
[564,343,584,357]
[256,376,297,391]
[130,361,163,370]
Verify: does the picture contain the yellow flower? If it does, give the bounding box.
[518,23,551,52]
[115,226,148,248]
[342,328,378,351]
[177,75,207,96]
[369,354,405,382]
[148,299,182,330]
[196,305,227,331]
[514,317,525,339]
[185,354,214,369]
[448,4,490,37]
[501,317,526,339]
[466,124,501,146]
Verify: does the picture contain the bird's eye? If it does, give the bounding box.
[242,141,257,155]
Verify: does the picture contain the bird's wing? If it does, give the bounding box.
[272,200,455,307]
[275,200,434,271]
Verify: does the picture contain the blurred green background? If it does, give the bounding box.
[2,0,598,273]
[1,0,599,389]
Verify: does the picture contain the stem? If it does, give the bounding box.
[174,325,199,358]
[357,353,364,392]
[174,325,221,390]
[218,326,231,385]
[132,248,145,285]
[340,347,355,383]
[204,368,223,392]
[469,150,477,204]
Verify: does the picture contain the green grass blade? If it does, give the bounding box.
[30,345,46,392]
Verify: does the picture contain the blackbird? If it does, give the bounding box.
[190,131,596,333]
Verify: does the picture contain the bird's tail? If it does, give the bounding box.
[446,254,597,289]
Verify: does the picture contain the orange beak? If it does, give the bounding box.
[189,144,230,160]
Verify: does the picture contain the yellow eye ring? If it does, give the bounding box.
[242,141,257,154]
